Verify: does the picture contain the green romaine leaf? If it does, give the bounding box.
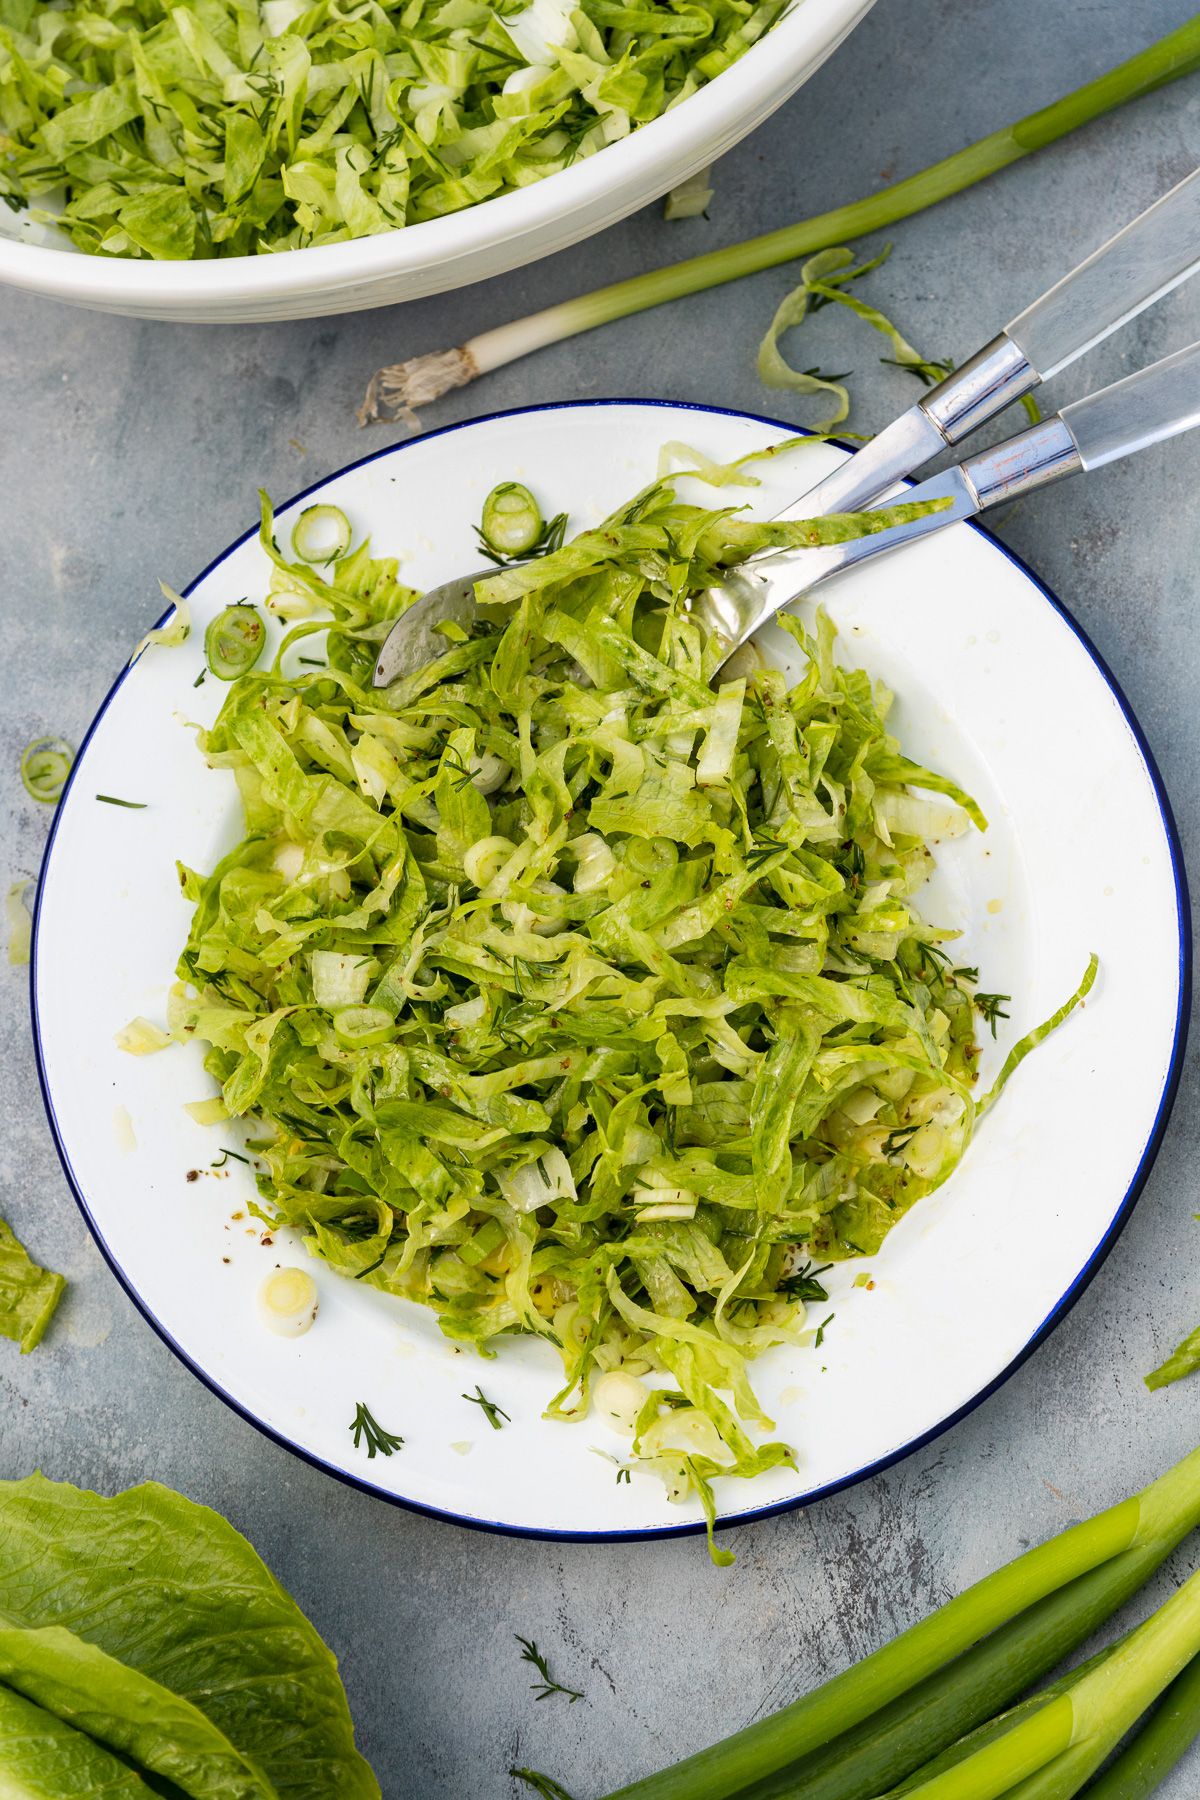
[0,1681,154,1797]
[0,1617,279,1799]
[0,1476,379,1800]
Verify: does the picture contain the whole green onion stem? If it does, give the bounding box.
[360,17,1200,426]
[601,1448,1200,1800]
[738,1553,1152,1800]
[1082,1649,1200,1800]
[906,1569,1200,1800]
[876,1640,1126,1798]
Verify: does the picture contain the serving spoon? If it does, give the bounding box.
[373,166,1200,689]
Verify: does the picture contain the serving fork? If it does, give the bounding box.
[373,167,1200,688]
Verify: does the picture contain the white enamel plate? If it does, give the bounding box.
[33,402,1188,1544]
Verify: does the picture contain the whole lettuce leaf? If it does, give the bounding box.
[0,1475,378,1800]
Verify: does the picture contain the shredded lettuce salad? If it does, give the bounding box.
[0,0,790,258]
[165,460,1093,1556]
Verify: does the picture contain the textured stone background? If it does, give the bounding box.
[3,2,1200,1794]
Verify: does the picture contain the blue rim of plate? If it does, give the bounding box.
[30,398,1192,1547]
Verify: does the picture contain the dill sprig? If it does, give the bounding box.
[463,1384,510,1430]
[511,1770,577,1800]
[348,1401,405,1459]
[975,990,1012,1037]
[882,1123,920,1159]
[516,1636,585,1704]
[783,1259,832,1302]
[475,510,568,567]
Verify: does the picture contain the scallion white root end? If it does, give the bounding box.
[357,344,481,427]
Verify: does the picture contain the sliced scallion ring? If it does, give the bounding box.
[332,1004,396,1049]
[479,482,543,557]
[291,504,352,564]
[204,606,266,682]
[20,737,74,805]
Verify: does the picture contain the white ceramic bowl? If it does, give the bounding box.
[0,0,873,324]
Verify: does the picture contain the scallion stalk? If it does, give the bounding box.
[601,1448,1200,1800]
[736,1555,1148,1800]
[876,1639,1125,1798]
[359,18,1200,427]
[204,605,267,681]
[1081,1649,1200,1800]
[902,1569,1200,1799]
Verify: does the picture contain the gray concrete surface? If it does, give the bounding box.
[4,2,1200,1794]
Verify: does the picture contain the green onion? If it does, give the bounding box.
[1082,1649,1200,1800]
[475,484,569,565]
[204,606,266,682]
[331,1005,396,1049]
[897,1569,1200,1798]
[19,737,73,805]
[360,17,1200,424]
[600,1447,1200,1799]
[479,483,544,558]
[291,505,353,565]
[95,794,147,809]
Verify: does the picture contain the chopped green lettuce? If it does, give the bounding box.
[169,471,1092,1553]
[0,1218,64,1354]
[1146,1325,1200,1393]
[0,0,791,257]
[757,243,956,426]
[6,878,32,966]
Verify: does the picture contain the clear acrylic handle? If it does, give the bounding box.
[1061,339,1200,470]
[1007,167,1200,379]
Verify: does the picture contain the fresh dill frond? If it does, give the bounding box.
[511,1770,577,1800]
[975,991,1012,1037]
[348,1401,405,1459]
[783,1259,832,1302]
[516,1636,585,1704]
[463,1384,510,1430]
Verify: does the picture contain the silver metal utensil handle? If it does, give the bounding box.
[1006,167,1200,381]
[952,339,1200,506]
[775,168,1200,523]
